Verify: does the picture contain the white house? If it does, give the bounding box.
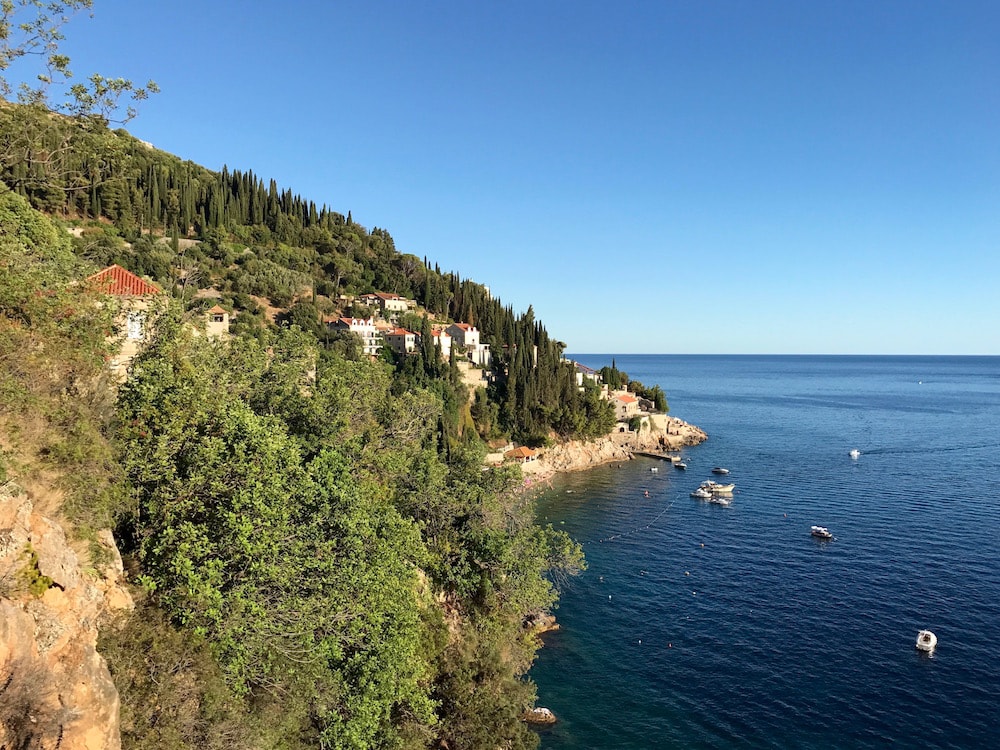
[612,392,640,421]
[431,329,452,359]
[205,304,230,339]
[571,361,602,388]
[86,264,164,379]
[446,322,478,348]
[358,292,409,316]
[446,322,491,366]
[384,328,418,355]
[329,317,382,357]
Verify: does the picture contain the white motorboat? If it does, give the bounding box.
[650,466,658,473]
[849,449,861,459]
[675,462,687,470]
[810,525,833,540]
[711,467,730,475]
[709,495,732,506]
[700,480,735,494]
[915,630,937,652]
[690,487,712,499]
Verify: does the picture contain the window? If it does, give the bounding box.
[126,312,145,340]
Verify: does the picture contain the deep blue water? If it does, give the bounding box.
[532,355,1000,749]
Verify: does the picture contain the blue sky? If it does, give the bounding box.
[39,1,1000,353]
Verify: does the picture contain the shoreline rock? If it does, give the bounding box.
[523,706,557,725]
[520,417,707,485]
[525,612,560,635]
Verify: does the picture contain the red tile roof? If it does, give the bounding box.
[86,265,161,296]
[505,446,538,459]
[207,305,227,314]
[616,394,638,403]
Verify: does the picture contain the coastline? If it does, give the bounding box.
[520,417,707,487]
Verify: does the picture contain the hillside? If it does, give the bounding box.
[1,108,605,749]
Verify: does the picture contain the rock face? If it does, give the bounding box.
[0,483,133,750]
[523,706,557,724]
[522,417,708,479]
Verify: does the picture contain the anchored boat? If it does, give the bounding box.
[916,630,937,652]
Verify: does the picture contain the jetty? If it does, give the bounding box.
[634,451,682,462]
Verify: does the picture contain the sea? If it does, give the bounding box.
[531,355,1000,749]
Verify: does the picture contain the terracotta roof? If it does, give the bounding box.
[505,446,538,459]
[616,394,639,403]
[207,305,227,314]
[386,328,415,336]
[452,323,474,331]
[86,265,161,296]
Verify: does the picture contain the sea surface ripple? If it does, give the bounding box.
[532,355,1000,749]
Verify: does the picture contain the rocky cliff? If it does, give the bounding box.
[522,417,708,480]
[0,483,132,750]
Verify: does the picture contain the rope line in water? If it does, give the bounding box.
[585,494,677,545]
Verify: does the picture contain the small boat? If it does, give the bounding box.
[700,481,735,494]
[915,630,937,652]
[711,467,730,475]
[675,462,687,470]
[690,488,712,499]
[849,449,861,459]
[710,496,732,506]
[650,466,658,473]
[810,525,833,540]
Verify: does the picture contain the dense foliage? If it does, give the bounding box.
[1,143,592,748]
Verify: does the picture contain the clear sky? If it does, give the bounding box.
[42,1,1000,353]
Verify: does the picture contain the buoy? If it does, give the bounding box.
[638,639,641,644]
[700,543,705,548]
[685,571,690,576]
[668,643,672,648]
